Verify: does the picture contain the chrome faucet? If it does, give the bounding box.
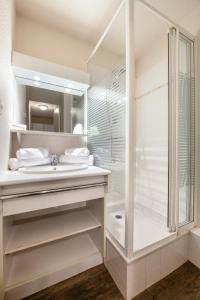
[51,154,59,166]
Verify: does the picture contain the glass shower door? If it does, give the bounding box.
[87,4,127,249]
[178,33,195,226]
[133,1,170,252]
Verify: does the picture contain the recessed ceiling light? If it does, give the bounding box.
[33,76,40,81]
[33,81,41,87]
[39,105,48,111]
[54,108,59,113]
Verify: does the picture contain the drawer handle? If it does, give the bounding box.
[0,182,107,200]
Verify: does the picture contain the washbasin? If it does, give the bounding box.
[18,164,88,174]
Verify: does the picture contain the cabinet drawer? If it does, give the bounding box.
[3,185,105,216]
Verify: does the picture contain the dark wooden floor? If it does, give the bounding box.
[23,261,200,300]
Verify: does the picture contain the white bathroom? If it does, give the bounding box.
[1,0,200,300]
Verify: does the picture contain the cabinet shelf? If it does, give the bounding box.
[5,234,102,295]
[5,208,101,254]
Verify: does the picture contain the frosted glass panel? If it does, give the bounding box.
[178,33,195,225]
[87,6,126,247]
[134,2,170,252]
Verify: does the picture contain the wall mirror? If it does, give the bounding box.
[12,77,86,134]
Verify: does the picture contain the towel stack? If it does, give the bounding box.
[8,147,93,170]
[9,148,51,170]
[59,147,93,166]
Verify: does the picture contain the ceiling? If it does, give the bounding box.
[15,0,200,62]
[15,0,122,45]
[96,2,169,60]
[96,0,200,61]
[145,0,200,35]
[135,2,169,60]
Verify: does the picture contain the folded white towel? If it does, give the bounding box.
[16,148,49,161]
[64,147,90,157]
[73,123,83,134]
[59,155,94,166]
[9,157,51,171]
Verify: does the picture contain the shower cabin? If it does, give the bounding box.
[87,0,196,298]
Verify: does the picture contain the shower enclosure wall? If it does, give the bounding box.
[87,0,196,298]
[88,5,127,250]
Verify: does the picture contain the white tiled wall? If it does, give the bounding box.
[106,234,189,300]
[189,228,200,268]
[105,240,127,297]
[160,234,188,279]
[128,234,188,299]
[10,131,86,157]
[127,257,146,298]
[136,60,168,98]
[146,249,161,287]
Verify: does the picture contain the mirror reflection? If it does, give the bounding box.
[13,82,85,134]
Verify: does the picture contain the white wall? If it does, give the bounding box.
[12,82,26,125]
[14,15,123,75]
[14,16,93,72]
[0,0,15,170]
[136,35,167,77]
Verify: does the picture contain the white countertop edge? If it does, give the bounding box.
[0,166,111,186]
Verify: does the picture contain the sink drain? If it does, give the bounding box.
[115,214,122,219]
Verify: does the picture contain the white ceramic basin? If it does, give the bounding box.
[18,164,88,174]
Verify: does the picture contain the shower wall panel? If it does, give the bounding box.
[135,59,168,224]
[87,4,126,248]
[178,33,195,225]
[88,63,126,247]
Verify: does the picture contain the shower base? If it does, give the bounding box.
[107,207,172,252]
[105,232,188,299]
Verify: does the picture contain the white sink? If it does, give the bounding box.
[18,164,88,174]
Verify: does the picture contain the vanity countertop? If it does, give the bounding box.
[0,166,111,186]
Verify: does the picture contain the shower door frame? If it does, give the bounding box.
[178,31,198,232]
[86,0,198,260]
[129,0,198,258]
[168,27,197,235]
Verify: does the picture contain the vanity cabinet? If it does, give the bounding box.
[0,172,109,300]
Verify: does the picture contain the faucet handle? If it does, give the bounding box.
[51,154,59,166]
